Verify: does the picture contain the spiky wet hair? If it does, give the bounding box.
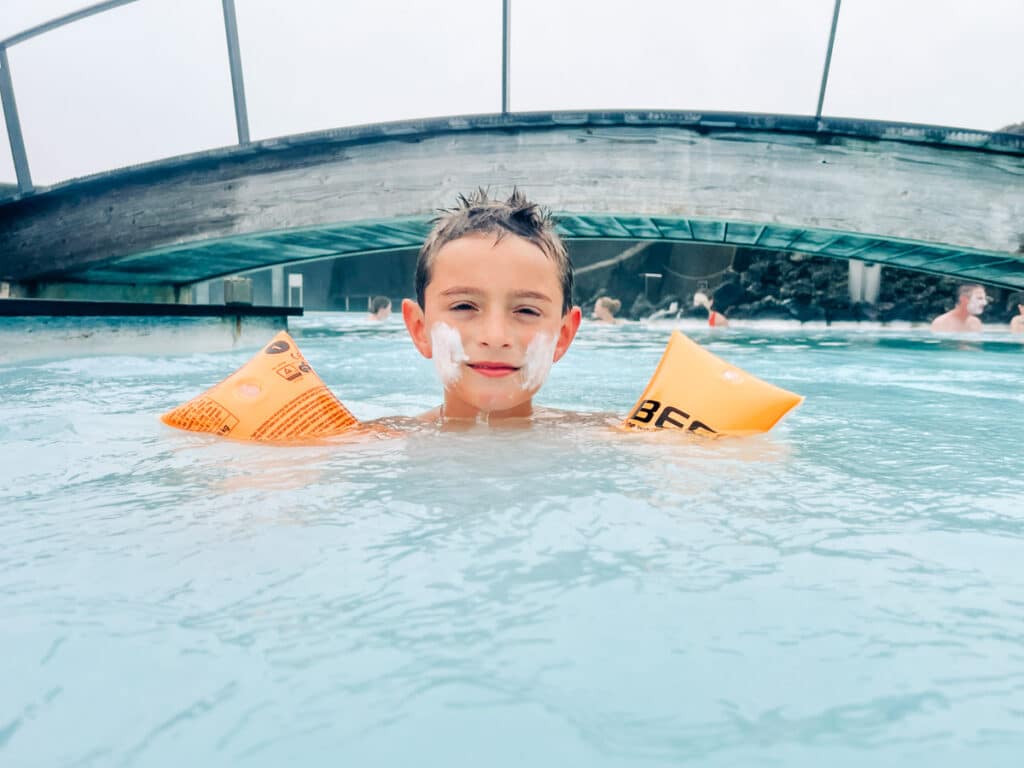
[414,188,573,314]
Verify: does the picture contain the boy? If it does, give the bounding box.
[402,189,582,422]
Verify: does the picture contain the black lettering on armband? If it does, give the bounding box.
[687,420,717,435]
[654,406,691,429]
[631,399,660,424]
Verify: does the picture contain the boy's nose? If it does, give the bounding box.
[478,312,512,348]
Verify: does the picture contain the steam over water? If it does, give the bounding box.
[2,314,1022,766]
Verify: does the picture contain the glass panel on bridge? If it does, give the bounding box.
[512,0,835,115]
[235,0,501,141]
[2,1,1022,186]
[822,0,1023,131]
[4,0,236,184]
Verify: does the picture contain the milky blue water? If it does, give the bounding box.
[2,315,1023,767]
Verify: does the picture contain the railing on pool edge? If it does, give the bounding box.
[0,0,847,198]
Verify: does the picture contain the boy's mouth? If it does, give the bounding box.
[467,361,520,378]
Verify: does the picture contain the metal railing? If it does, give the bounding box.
[0,0,253,194]
[0,0,841,197]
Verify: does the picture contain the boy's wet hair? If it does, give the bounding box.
[415,189,573,314]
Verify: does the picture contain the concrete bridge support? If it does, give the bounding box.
[271,266,285,307]
[848,260,882,305]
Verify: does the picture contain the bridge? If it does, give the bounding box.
[1,111,1022,299]
[1,2,1022,302]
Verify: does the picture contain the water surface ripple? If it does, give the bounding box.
[1,316,1022,767]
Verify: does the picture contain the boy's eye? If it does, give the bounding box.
[450,302,477,311]
[515,307,542,318]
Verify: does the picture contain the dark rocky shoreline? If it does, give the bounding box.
[578,245,1023,326]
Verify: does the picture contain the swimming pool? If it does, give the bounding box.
[2,314,1022,766]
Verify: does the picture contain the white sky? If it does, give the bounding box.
[2,0,1021,186]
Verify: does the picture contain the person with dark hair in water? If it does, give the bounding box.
[368,296,392,321]
[1010,299,1024,334]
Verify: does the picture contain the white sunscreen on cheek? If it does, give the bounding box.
[430,322,469,388]
[519,332,557,391]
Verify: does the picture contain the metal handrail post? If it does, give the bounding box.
[815,0,842,120]
[0,46,33,193]
[501,0,511,114]
[222,0,250,145]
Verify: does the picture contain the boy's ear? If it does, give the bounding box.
[402,298,432,358]
[553,306,582,363]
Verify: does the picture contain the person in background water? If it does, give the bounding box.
[1011,301,1024,334]
[930,284,989,332]
[592,296,622,323]
[694,291,728,328]
[368,296,392,321]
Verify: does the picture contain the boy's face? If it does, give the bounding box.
[403,232,581,419]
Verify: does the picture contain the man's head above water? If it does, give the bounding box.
[956,283,990,316]
[402,189,582,421]
[931,282,990,333]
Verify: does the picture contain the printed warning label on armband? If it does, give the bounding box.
[250,386,357,441]
[160,331,360,441]
[274,362,303,381]
[163,396,239,435]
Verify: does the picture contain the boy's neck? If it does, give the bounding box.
[441,396,534,422]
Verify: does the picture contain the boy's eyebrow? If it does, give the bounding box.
[439,286,482,297]
[439,287,555,303]
[509,290,554,303]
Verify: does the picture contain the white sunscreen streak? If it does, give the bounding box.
[519,332,556,391]
[430,323,468,388]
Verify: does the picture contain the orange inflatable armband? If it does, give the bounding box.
[624,331,802,436]
[161,331,358,441]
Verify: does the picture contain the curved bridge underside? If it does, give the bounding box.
[2,112,1023,290]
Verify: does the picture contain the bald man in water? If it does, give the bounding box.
[930,284,989,332]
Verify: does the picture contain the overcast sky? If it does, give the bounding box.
[2,0,1021,185]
